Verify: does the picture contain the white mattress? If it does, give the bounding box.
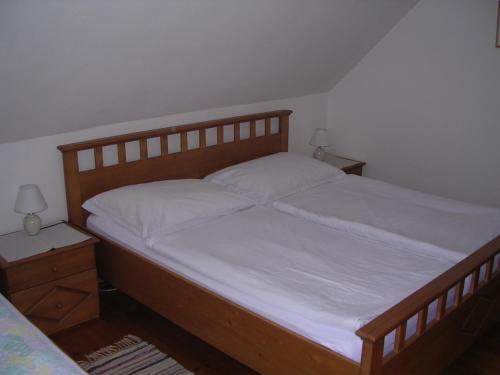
[88,207,460,362]
[274,174,500,257]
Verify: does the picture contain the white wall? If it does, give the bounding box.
[327,0,500,207]
[0,93,326,234]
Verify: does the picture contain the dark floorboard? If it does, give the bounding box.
[51,291,500,374]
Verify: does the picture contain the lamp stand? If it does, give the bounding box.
[23,213,42,236]
[313,146,326,161]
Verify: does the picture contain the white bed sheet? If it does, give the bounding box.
[274,174,500,257]
[88,207,461,362]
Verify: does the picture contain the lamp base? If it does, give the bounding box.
[23,213,42,236]
[313,146,326,161]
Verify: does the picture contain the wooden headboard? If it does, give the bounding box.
[58,110,292,226]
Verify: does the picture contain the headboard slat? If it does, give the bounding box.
[139,139,148,160]
[58,110,292,226]
[94,146,103,169]
[160,136,168,156]
[234,122,240,141]
[279,113,289,152]
[117,142,126,164]
[250,120,256,139]
[62,151,84,225]
[199,129,207,148]
[180,132,188,152]
[217,126,224,145]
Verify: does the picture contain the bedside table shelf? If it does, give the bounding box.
[0,223,100,335]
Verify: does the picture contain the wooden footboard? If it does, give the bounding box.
[357,236,500,375]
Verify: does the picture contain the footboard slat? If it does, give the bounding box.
[436,293,447,320]
[416,306,428,336]
[486,258,494,282]
[470,268,480,293]
[454,280,464,307]
[394,322,406,353]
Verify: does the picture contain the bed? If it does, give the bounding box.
[0,290,85,374]
[58,110,500,375]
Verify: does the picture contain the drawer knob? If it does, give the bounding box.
[56,303,63,309]
[51,266,58,272]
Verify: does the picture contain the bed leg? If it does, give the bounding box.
[359,339,384,375]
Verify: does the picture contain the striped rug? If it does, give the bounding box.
[78,335,193,375]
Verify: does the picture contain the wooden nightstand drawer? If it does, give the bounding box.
[345,165,363,176]
[10,269,99,335]
[5,245,95,292]
[322,153,365,176]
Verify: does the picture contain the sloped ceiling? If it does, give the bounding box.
[0,0,419,144]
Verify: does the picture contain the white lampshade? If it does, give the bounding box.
[309,128,330,147]
[14,184,48,214]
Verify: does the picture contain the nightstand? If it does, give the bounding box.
[0,222,100,335]
[322,153,365,175]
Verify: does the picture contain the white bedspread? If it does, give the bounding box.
[146,207,460,360]
[274,175,500,257]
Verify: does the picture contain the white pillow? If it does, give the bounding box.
[204,152,344,204]
[82,179,254,239]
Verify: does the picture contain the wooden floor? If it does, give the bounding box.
[52,291,500,375]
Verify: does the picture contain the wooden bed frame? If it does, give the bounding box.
[58,110,500,375]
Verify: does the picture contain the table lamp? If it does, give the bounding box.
[14,184,48,235]
[309,128,330,161]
